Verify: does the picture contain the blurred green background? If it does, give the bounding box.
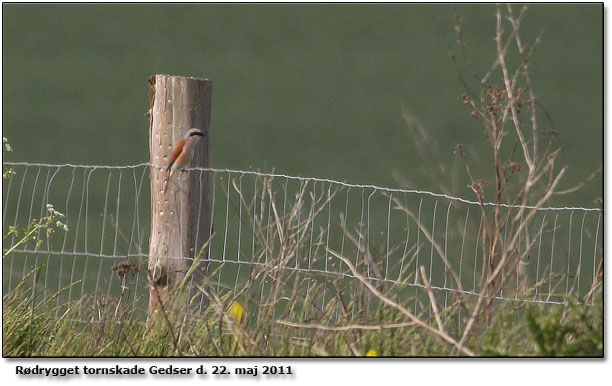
[2,3,602,206]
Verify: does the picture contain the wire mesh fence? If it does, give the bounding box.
[2,162,603,324]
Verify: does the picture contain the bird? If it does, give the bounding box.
[163,128,204,192]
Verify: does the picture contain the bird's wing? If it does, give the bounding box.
[166,138,185,171]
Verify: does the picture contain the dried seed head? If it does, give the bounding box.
[462,94,476,108]
[505,161,521,174]
[470,179,489,194]
[452,144,464,156]
[112,261,139,280]
[542,129,560,138]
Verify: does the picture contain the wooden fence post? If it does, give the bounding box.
[147,74,212,320]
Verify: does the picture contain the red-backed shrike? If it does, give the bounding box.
[163,128,204,192]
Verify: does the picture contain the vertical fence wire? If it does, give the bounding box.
[2,162,604,325]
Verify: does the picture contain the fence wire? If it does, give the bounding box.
[2,162,603,323]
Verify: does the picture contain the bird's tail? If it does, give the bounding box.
[163,167,171,193]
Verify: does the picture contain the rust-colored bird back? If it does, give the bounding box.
[166,138,186,171]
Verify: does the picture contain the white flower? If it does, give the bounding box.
[3,137,12,152]
[46,204,65,218]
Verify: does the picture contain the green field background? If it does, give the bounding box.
[2,4,602,204]
[2,4,603,307]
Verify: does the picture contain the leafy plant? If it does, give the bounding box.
[3,204,68,258]
[526,299,603,356]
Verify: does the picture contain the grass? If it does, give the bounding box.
[2,5,603,357]
[2,271,602,356]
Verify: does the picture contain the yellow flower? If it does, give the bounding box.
[365,350,379,357]
[229,301,244,324]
